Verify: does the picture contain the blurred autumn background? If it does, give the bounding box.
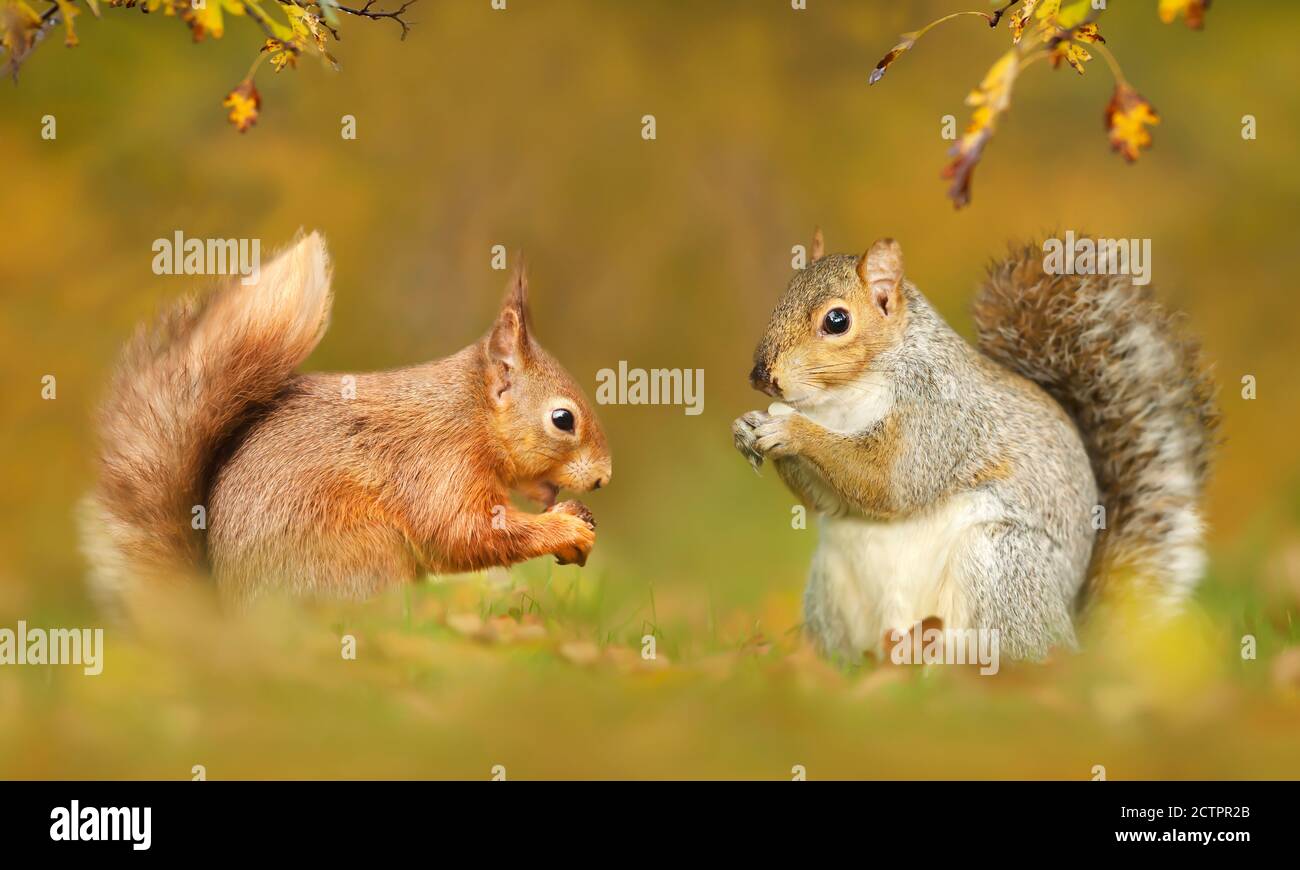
[2,0,1299,779]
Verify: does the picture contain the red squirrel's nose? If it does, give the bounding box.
[749,363,780,397]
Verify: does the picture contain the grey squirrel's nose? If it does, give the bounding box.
[750,363,780,397]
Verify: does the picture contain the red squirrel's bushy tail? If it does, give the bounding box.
[973,240,1220,612]
[79,232,333,611]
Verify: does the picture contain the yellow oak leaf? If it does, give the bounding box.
[1033,0,1090,41]
[285,3,331,51]
[965,48,1018,114]
[54,0,79,46]
[1052,0,1091,29]
[222,77,261,132]
[185,0,245,42]
[1008,0,1038,43]
[1050,40,1091,75]
[1,0,42,78]
[1158,0,1209,29]
[1105,84,1159,162]
[1074,22,1104,43]
[943,49,1019,208]
[248,0,297,43]
[262,37,298,72]
[1039,5,1100,76]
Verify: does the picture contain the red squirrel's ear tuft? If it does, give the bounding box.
[857,238,905,317]
[489,257,531,360]
[810,227,825,262]
[487,256,532,402]
[505,254,531,328]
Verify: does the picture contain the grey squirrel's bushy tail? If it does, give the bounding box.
[79,232,333,611]
[973,241,1219,611]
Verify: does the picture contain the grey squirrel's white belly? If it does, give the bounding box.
[805,491,1000,658]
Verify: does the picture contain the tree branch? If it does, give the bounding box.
[336,0,418,41]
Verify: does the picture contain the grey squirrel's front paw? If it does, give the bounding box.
[732,411,770,471]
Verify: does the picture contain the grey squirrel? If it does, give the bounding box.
[733,231,1218,661]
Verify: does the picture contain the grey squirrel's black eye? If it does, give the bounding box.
[822,307,851,335]
[551,408,575,432]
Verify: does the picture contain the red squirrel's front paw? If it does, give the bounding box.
[548,499,596,529]
[547,500,596,566]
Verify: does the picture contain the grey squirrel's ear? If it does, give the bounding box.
[857,238,904,317]
[810,227,825,262]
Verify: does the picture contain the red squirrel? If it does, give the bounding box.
[81,232,611,608]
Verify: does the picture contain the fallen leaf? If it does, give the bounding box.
[850,665,910,698]
[1272,648,1300,692]
[481,614,547,644]
[559,640,601,666]
[602,645,670,672]
[445,612,484,638]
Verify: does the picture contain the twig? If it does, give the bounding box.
[988,1,1016,28]
[336,0,418,40]
[1092,41,1129,89]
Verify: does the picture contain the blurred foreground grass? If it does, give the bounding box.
[2,540,1298,780]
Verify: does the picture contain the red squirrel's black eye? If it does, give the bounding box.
[551,409,575,432]
[822,307,851,335]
